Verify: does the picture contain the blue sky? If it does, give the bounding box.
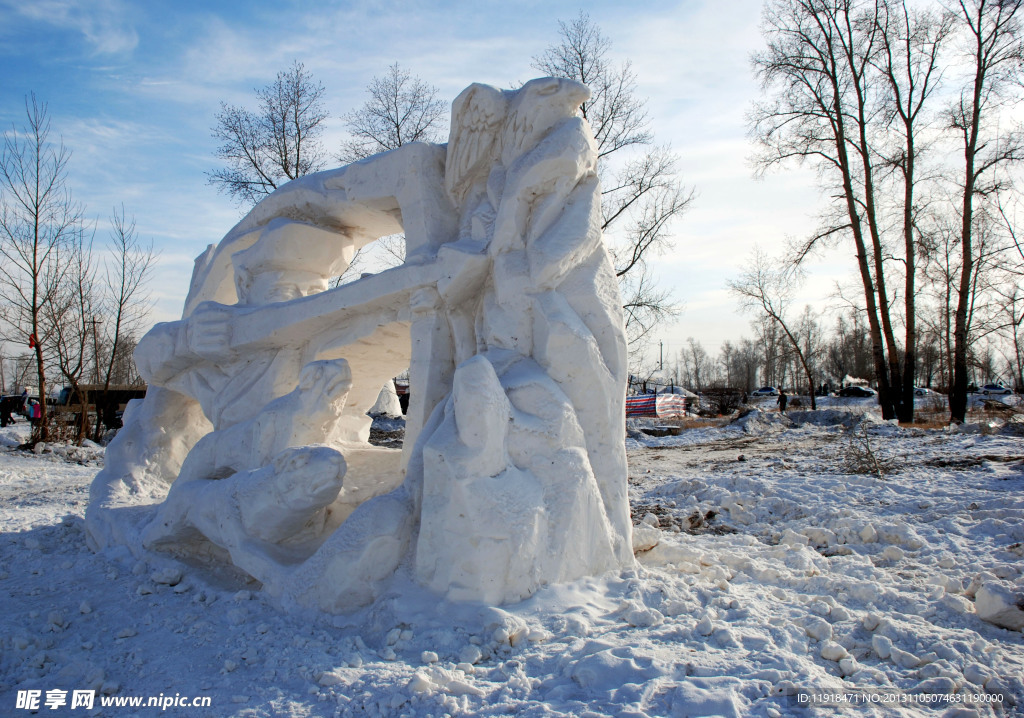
[0,0,835,369]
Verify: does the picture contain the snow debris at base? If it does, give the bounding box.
[2,416,1023,717]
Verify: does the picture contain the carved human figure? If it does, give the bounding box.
[145,445,346,583]
[137,220,356,556]
[141,359,352,561]
[416,77,632,602]
[135,218,356,431]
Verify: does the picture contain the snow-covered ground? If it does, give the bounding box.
[1,406,1023,717]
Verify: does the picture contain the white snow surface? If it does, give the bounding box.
[3,412,1024,717]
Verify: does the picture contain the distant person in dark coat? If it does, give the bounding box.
[777,390,788,414]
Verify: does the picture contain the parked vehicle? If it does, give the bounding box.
[914,387,936,397]
[977,384,1012,396]
[54,384,148,430]
[394,380,410,415]
[837,386,877,398]
[751,386,779,397]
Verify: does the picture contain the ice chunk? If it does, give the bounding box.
[151,567,183,586]
[632,524,661,554]
[803,617,832,641]
[820,641,848,661]
[872,634,892,659]
[974,580,1024,631]
[889,646,920,669]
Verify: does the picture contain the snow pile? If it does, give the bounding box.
[627,418,1024,708]
[625,416,656,437]
[374,415,407,431]
[787,409,862,429]
[973,578,1024,631]
[1001,414,1024,437]
[733,408,791,435]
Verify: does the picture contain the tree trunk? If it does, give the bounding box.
[822,19,894,420]
[899,130,917,424]
[952,18,987,424]
[32,341,48,443]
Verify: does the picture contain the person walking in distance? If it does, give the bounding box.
[777,389,788,415]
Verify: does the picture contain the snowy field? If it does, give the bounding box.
[1,403,1023,717]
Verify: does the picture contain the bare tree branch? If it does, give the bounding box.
[534,13,693,347]
[339,63,446,164]
[208,61,329,207]
[729,248,819,408]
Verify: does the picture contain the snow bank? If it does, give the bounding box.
[733,409,791,434]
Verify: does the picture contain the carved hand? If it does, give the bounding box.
[186,302,236,360]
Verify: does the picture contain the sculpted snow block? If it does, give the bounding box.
[86,78,632,613]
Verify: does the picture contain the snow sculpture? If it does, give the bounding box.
[87,77,632,613]
[369,382,403,417]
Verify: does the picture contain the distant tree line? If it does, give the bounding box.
[660,301,1021,402]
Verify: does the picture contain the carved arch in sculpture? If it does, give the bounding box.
[175,142,462,460]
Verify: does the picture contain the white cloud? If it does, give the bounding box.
[1,0,138,55]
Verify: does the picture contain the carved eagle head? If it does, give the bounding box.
[500,77,590,167]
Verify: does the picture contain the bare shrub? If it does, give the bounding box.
[842,425,897,478]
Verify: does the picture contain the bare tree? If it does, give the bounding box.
[994,196,1024,389]
[17,205,154,444]
[91,206,154,439]
[753,0,902,420]
[2,353,34,395]
[730,250,819,409]
[994,282,1024,389]
[209,61,330,207]
[534,13,693,347]
[45,230,96,442]
[948,0,1024,421]
[735,338,763,392]
[824,310,874,386]
[796,304,826,394]
[674,338,714,392]
[687,338,713,392]
[339,63,446,164]
[720,340,738,387]
[334,64,447,273]
[752,315,784,388]
[920,198,1010,391]
[750,0,1024,424]
[875,0,953,419]
[0,95,84,443]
